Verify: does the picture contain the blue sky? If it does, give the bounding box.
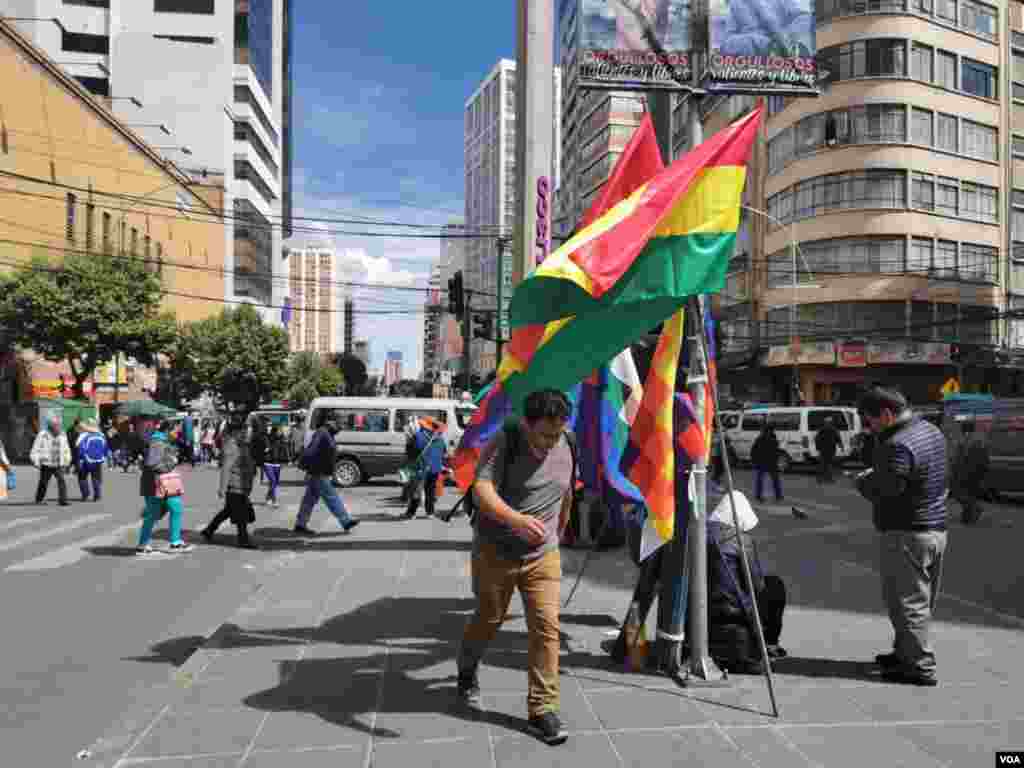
[288,2,516,378]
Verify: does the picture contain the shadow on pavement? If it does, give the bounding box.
[123,635,207,666]
[769,656,880,682]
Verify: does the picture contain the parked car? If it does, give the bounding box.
[727,406,862,472]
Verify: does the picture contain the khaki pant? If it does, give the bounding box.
[459,543,561,717]
[880,530,947,676]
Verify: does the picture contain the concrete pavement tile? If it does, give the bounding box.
[120,755,244,767]
[242,745,364,768]
[371,737,492,768]
[692,683,872,725]
[372,685,490,742]
[584,685,711,730]
[494,732,619,768]
[245,673,383,713]
[485,684,601,734]
[847,681,1024,723]
[251,709,373,751]
[610,726,754,767]
[887,722,1008,767]
[722,726,817,768]
[127,708,266,760]
[781,725,947,768]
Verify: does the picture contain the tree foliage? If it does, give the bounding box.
[333,353,368,395]
[0,252,176,398]
[285,351,344,407]
[168,304,289,412]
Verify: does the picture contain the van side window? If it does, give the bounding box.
[393,409,448,432]
[741,414,765,431]
[317,408,390,432]
[767,413,801,431]
[808,410,850,431]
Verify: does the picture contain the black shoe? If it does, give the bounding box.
[293,525,316,536]
[875,652,899,668]
[200,528,214,543]
[528,712,568,745]
[59,502,70,507]
[343,520,360,532]
[402,510,416,519]
[236,539,259,550]
[456,671,481,709]
[881,667,937,687]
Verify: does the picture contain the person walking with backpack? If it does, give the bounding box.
[137,419,192,555]
[293,419,359,535]
[76,419,108,502]
[814,417,842,484]
[751,425,784,503]
[457,389,575,746]
[31,416,71,506]
[404,417,448,519]
[263,425,287,508]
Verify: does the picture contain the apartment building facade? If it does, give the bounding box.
[285,246,343,356]
[3,0,293,320]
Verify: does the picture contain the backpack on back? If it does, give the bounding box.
[80,433,107,465]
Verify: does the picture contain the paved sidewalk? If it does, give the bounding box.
[82,485,1024,768]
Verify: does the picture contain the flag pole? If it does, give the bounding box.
[693,300,779,716]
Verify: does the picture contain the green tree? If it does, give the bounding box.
[284,351,345,407]
[333,353,368,395]
[0,253,177,399]
[168,304,289,412]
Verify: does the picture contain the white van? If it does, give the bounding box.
[303,397,478,487]
[727,406,862,472]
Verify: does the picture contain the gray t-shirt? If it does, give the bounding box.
[475,427,573,561]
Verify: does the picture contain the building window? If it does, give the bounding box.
[935,240,958,278]
[935,50,957,90]
[102,212,111,254]
[960,243,997,283]
[818,39,906,83]
[909,237,934,274]
[935,0,956,22]
[962,120,997,161]
[961,59,997,99]
[61,31,109,55]
[144,235,152,269]
[1015,137,1024,157]
[1015,83,1024,101]
[85,202,95,250]
[910,43,933,83]
[66,193,76,242]
[156,243,163,276]
[766,237,905,287]
[961,182,998,222]
[936,113,957,152]
[74,76,110,97]
[913,173,935,211]
[961,1,998,39]
[154,0,215,13]
[936,177,959,216]
[911,108,933,145]
[130,228,138,257]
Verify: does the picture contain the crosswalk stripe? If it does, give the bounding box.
[0,516,45,533]
[5,523,139,572]
[0,513,110,553]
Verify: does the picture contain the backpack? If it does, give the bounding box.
[442,420,578,525]
[80,433,107,465]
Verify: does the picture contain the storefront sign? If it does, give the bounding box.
[837,341,867,368]
[577,0,694,90]
[705,0,817,94]
[535,176,550,265]
[868,342,952,365]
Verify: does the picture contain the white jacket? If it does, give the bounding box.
[30,430,71,468]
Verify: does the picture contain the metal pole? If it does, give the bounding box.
[695,303,779,716]
[496,238,506,364]
[114,353,120,403]
[462,290,472,396]
[791,224,798,404]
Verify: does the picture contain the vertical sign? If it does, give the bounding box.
[535,176,550,265]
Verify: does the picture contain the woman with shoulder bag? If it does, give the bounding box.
[137,419,192,555]
[201,414,257,548]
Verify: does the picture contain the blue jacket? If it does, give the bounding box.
[413,427,447,475]
[301,427,337,476]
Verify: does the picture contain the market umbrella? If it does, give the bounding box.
[115,400,176,419]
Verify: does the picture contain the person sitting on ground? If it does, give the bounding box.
[706,491,787,674]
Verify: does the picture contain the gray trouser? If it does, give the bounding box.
[880,530,947,675]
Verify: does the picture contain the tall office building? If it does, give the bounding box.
[285,246,343,356]
[464,59,560,376]
[3,0,294,320]
[423,264,443,380]
[689,1,1024,404]
[438,222,466,376]
[343,297,355,355]
[384,350,402,387]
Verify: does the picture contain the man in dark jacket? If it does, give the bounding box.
[856,386,947,686]
[751,426,783,502]
[293,419,359,535]
[404,417,448,519]
[814,417,842,484]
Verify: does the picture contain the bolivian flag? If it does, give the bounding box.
[499,104,761,412]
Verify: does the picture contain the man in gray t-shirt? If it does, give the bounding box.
[457,389,575,746]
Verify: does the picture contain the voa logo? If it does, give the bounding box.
[997,753,1023,765]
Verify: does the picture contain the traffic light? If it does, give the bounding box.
[473,311,493,340]
[448,271,465,319]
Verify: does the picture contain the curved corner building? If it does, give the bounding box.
[725,0,1022,405]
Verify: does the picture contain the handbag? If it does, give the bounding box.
[154,471,184,499]
[398,431,440,484]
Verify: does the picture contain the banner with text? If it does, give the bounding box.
[578,0,693,90]
[704,0,817,94]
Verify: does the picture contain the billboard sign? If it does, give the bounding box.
[705,0,817,94]
[836,341,867,368]
[578,0,693,90]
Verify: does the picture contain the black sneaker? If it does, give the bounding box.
[293,525,316,536]
[343,519,361,532]
[456,671,481,709]
[875,652,899,667]
[529,712,568,745]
